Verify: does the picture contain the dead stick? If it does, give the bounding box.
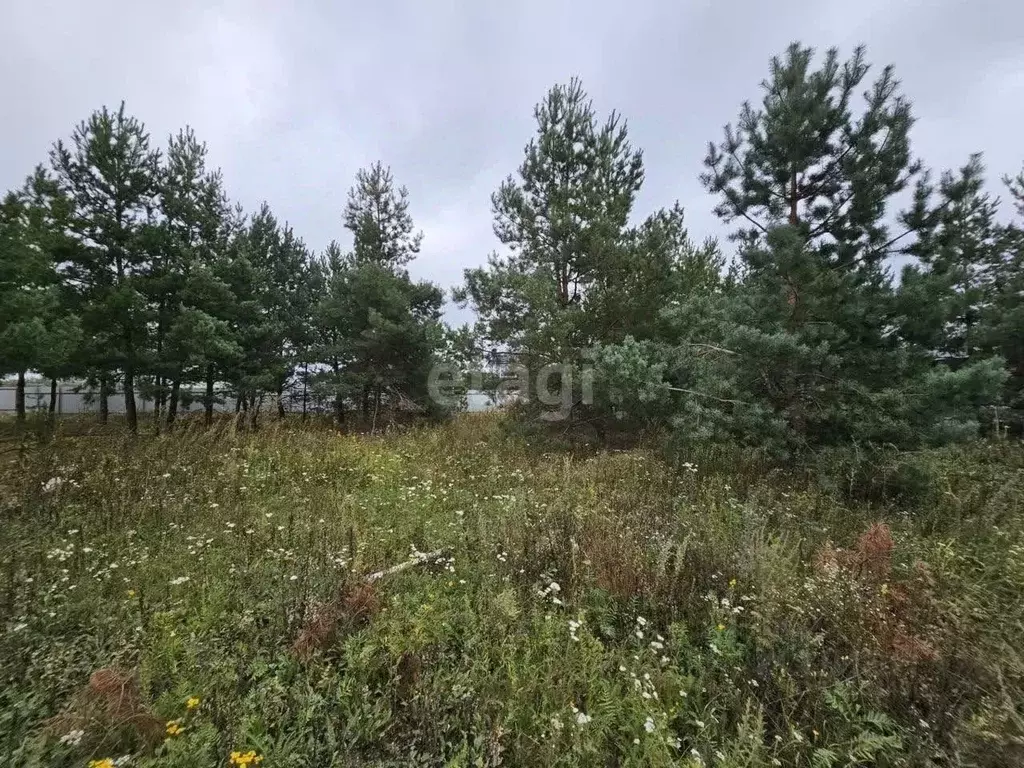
[365,549,445,583]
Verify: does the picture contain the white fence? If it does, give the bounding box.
[0,381,496,415]
[0,382,241,415]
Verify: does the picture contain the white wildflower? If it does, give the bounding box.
[644,716,656,733]
[58,728,84,746]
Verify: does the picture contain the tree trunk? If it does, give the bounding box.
[205,365,215,426]
[249,394,261,430]
[371,385,381,433]
[301,364,309,422]
[99,376,110,424]
[334,391,346,427]
[124,366,138,434]
[277,382,286,419]
[15,370,26,422]
[167,376,181,430]
[788,170,799,225]
[362,383,372,418]
[154,375,164,421]
[154,300,166,419]
[49,378,58,415]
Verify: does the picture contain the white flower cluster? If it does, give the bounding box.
[58,729,84,746]
[537,575,563,606]
[568,617,582,641]
[570,703,592,725]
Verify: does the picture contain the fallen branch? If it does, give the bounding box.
[666,386,750,406]
[365,549,445,583]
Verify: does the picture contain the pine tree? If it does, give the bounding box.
[310,165,445,428]
[457,79,645,419]
[335,260,444,425]
[588,204,723,346]
[51,103,161,433]
[898,154,1001,359]
[702,43,919,261]
[590,209,727,434]
[221,204,309,427]
[312,254,446,427]
[0,170,81,422]
[981,167,1024,432]
[308,241,351,424]
[223,204,281,425]
[685,43,1004,453]
[157,127,238,428]
[344,162,423,268]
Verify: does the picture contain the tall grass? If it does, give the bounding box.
[1,415,1022,766]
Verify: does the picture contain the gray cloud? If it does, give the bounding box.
[4,0,1022,325]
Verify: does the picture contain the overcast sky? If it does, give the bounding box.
[3,1,1023,323]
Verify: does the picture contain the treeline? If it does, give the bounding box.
[0,107,451,431]
[458,43,1024,455]
[3,41,1023,453]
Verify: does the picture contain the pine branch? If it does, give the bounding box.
[665,386,749,405]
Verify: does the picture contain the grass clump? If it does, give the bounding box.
[1,415,1023,766]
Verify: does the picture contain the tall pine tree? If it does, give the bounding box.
[154,127,239,428]
[51,103,161,432]
[678,43,1005,453]
[458,79,645,418]
[310,164,444,428]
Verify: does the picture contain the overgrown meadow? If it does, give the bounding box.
[2,416,1023,767]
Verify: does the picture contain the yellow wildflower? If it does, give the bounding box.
[186,696,200,710]
[127,589,136,598]
[229,750,264,765]
[728,578,737,589]
[88,760,115,768]
[166,719,185,736]
[716,623,726,631]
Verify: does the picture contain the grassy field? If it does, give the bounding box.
[1,415,1023,767]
